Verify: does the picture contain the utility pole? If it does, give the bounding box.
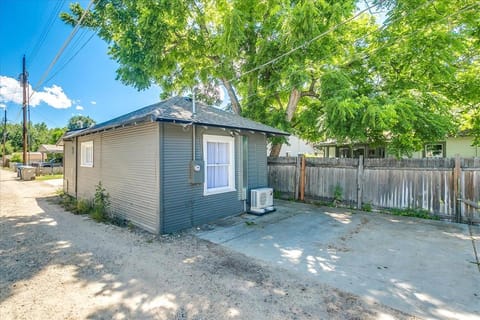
[2,106,6,167]
[21,55,28,165]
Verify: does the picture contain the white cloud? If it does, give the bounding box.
[0,75,72,109]
[0,103,6,109]
[31,85,72,109]
[90,100,97,105]
[76,105,84,111]
[0,76,23,105]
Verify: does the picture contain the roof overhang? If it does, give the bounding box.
[155,118,290,137]
[38,144,64,153]
[63,115,290,140]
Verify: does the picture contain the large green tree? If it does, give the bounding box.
[5,123,23,152]
[315,0,479,156]
[62,0,358,155]
[62,0,479,157]
[4,122,67,153]
[67,115,96,130]
[29,122,50,152]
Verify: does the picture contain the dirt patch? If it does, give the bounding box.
[0,169,414,320]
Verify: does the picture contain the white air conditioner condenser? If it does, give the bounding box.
[249,187,275,215]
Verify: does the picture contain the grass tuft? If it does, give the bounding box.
[36,174,63,181]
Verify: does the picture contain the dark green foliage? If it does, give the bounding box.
[91,182,111,222]
[332,185,343,206]
[361,202,372,212]
[10,153,22,163]
[61,0,479,155]
[57,183,111,222]
[387,208,440,220]
[67,115,96,131]
[4,122,66,154]
[57,193,78,213]
[75,199,92,215]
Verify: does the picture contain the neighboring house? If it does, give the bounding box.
[315,135,479,159]
[4,152,43,168]
[314,140,386,159]
[62,96,288,234]
[38,144,63,161]
[8,152,44,163]
[412,136,479,158]
[268,135,316,157]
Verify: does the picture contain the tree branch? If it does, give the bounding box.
[300,78,319,98]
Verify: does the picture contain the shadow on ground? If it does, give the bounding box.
[197,200,480,320]
[1,193,408,320]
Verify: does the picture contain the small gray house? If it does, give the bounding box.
[62,96,288,234]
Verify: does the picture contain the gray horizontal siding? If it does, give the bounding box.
[63,140,76,196]
[162,124,194,232]
[101,123,159,233]
[248,133,268,189]
[161,124,244,233]
[69,121,269,234]
[76,134,103,199]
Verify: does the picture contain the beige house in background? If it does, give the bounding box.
[314,135,479,159]
[38,144,64,161]
[412,136,479,158]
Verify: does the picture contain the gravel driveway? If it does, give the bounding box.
[0,169,412,320]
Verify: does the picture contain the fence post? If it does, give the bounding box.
[357,155,364,209]
[299,155,306,201]
[453,155,462,222]
[294,156,300,200]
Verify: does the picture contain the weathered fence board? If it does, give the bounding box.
[305,166,357,204]
[267,157,297,198]
[268,156,480,223]
[362,168,454,215]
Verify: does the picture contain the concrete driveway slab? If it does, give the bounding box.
[197,200,480,320]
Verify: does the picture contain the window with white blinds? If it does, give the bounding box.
[203,135,235,195]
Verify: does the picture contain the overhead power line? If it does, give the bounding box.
[238,1,479,112]
[44,30,97,86]
[31,0,94,96]
[28,0,67,67]
[229,1,380,83]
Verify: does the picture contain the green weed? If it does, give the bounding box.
[387,208,439,220]
[75,199,92,215]
[91,182,110,222]
[332,185,343,207]
[361,202,372,212]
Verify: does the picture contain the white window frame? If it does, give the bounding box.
[203,134,236,195]
[80,141,94,167]
[425,143,444,158]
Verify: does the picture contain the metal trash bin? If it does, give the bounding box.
[17,165,25,178]
[19,166,36,181]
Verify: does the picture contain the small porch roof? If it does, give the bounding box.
[38,144,64,153]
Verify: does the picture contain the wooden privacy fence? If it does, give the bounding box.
[268,156,480,223]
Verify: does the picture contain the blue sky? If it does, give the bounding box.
[0,0,161,129]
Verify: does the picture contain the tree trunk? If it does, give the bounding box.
[269,142,282,157]
[286,88,301,121]
[222,78,241,115]
[270,88,302,156]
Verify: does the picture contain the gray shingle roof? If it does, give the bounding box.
[64,96,289,139]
